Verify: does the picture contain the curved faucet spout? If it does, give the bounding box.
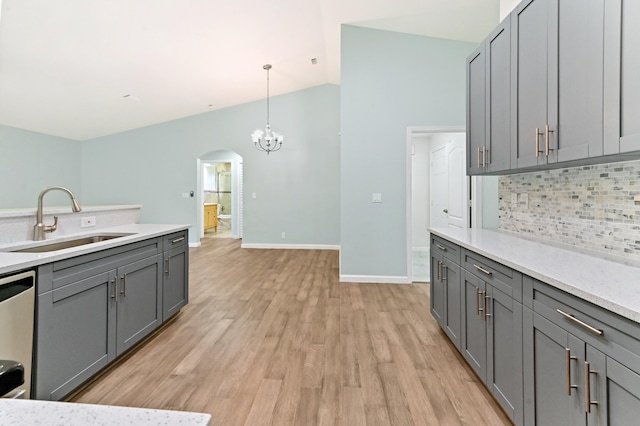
[34,186,82,241]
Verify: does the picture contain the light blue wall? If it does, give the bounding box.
[0,124,82,208]
[340,25,476,279]
[81,84,341,246]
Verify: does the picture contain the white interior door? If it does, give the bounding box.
[429,134,468,229]
[430,145,448,228]
[446,136,468,228]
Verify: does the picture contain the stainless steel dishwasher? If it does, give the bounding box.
[0,270,35,398]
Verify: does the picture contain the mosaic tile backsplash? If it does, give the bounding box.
[498,159,640,262]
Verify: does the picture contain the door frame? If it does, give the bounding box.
[406,126,482,282]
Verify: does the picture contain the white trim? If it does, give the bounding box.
[339,275,412,284]
[189,242,202,248]
[406,125,466,283]
[471,176,484,228]
[240,243,340,250]
[412,246,430,252]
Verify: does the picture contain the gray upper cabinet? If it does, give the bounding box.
[604,0,640,154]
[467,45,486,175]
[513,0,605,169]
[467,17,511,175]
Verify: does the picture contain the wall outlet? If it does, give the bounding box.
[81,216,96,228]
[520,193,529,209]
[372,193,382,203]
[252,192,257,199]
[281,231,286,239]
[511,193,518,206]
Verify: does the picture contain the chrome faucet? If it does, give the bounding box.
[34,186,82,240]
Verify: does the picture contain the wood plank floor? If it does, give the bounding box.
[72,238,512,425]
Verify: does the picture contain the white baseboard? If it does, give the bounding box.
[240,243,340,250]
[339,275,412,284]
[189,242,201,248]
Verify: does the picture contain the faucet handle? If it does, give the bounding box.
[45,216,59,234]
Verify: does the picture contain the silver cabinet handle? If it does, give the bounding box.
[545,124,555,156]
[437,260,442,281]
[166,257,171,275]
[120,274,126,298]
[584,361,599,413]
[473,264,493,276]
[477,147,482,168]
[483,294,491,320]
[477,289,485,316]
[535,127,544,157]
[483,146,489,166]
[172,236,185,244]
[566,348,578,395]
[111,277,118,303]
[442,264,448,283]
[435,243,447,251]
[557,309,603,336]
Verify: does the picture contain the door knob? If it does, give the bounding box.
[443,209,448,214]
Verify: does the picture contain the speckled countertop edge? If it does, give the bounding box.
[429,227,640,323]
[0,399,211,425]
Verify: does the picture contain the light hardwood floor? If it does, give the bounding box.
[72,238,512,425]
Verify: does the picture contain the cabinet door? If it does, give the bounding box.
[461,271,487,381]
[430,254,445,326]
[442,258,461,350]
[467,45,486,175]
[604,0,640,154]
[163,244,188,321]
[513,0,549,169]
[523,310,584,426]
[487,285,523,424]
[35,270,116,401]
[552,0,605,162]
[485,17,512,173]
[597,356,640,425]
[116,254,162,355]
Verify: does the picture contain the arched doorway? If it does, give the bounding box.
[196,150,243,242]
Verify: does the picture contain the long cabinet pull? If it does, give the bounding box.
[477,147,481,169]
[535,128,540,157]
[557,309,604,336]
[111,278,118,303]
[483,146,489,167]
[165,257,171,275]
[120,274,126,298]
[435,243,447,251]
[477,289,485,316]
[442,265,448,283]
[171,236,185,244]
[545,124,555,156]
[472,264,493,276]
[584,361,599,413]
[565,348,578,395]
[483,294,491,320]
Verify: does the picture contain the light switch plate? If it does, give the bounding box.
[372,193,382,203]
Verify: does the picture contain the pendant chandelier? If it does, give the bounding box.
[251,64,283,154]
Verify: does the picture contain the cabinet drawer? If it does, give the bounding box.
[163,230,188,250]
[531,280,640,375]
[430,235,461,265]
[463,250,522,302]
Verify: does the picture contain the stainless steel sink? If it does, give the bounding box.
[7,234,133,253]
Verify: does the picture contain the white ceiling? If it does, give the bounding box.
[0,0,499,141]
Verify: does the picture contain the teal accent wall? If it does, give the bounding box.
[0,124,81,208]
[340,25,476,278]
[81,84,341,246]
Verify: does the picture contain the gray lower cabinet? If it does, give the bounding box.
[162,231,189,321]
[34,232,189,401]
[430,235,462,350]
[461,269,523,425]
[523,278,640,425]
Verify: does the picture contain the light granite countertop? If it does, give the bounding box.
[429,227,640,323]
[0,223,189,275]
[0,399,211,425]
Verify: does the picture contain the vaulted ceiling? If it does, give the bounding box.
[0,0,499,141]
